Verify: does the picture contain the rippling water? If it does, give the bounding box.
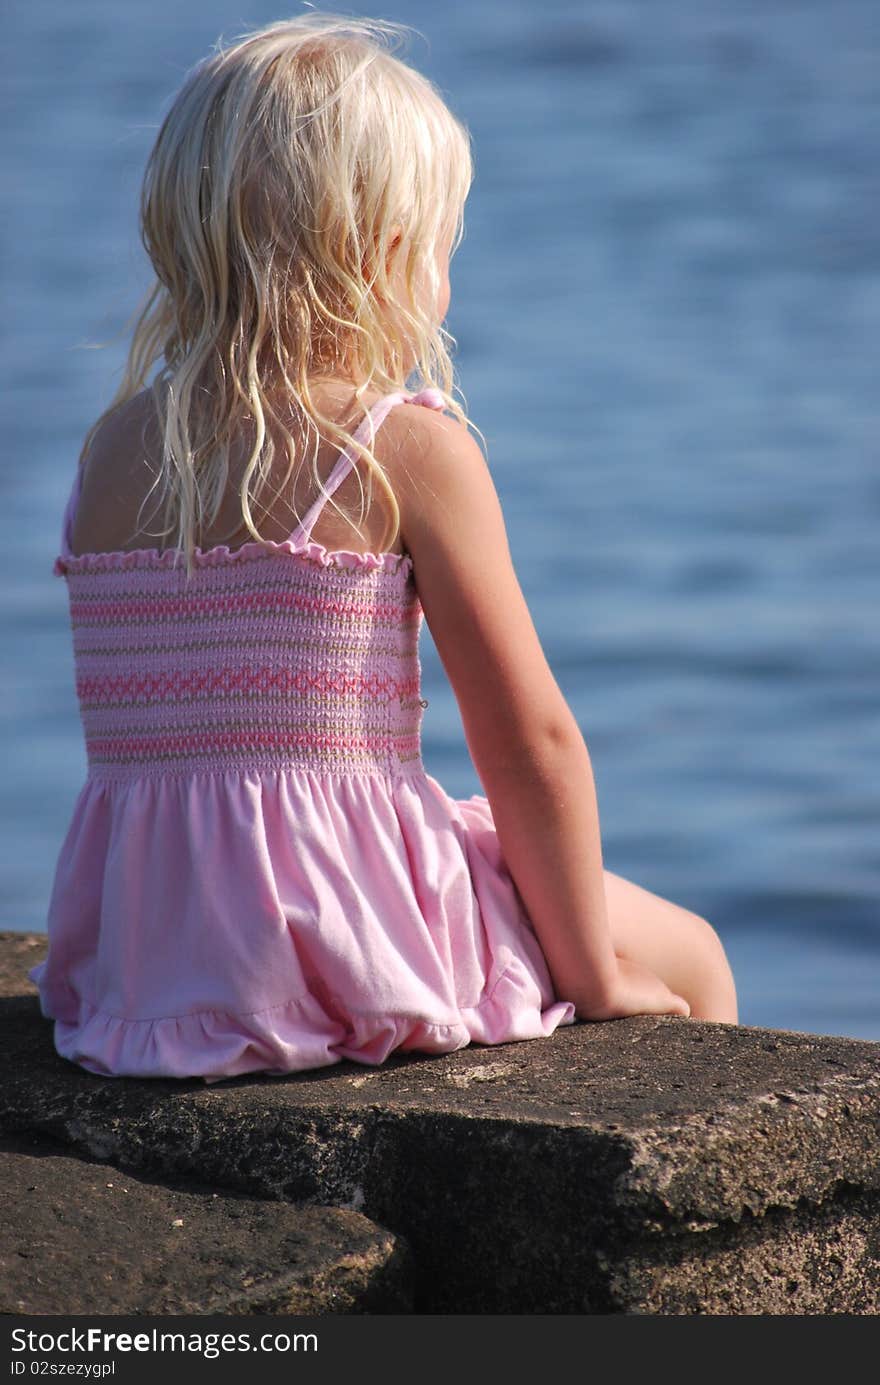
[3,1,878,1037]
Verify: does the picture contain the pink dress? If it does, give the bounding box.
[30,387,575,1081]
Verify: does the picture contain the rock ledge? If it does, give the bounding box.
[3,931,878,1314]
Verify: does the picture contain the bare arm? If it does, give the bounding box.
[384,405,688,1020]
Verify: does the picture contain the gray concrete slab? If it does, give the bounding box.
[4,931,878,1312]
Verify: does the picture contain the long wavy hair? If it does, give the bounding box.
[81,12,474,579]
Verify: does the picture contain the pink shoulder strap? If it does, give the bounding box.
[289,387,445,547]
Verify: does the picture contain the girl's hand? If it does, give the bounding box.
[573,957,691,1022]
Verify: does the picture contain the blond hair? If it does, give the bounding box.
[82,12,474,579]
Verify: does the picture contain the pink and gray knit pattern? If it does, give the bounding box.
[59,544,426,781]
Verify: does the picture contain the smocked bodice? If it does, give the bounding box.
[58,542,426,781]
[52,386,446,783]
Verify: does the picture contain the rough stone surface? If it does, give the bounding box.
[4,931,879,1313]
[0,931,44,997]
[601,1189,880,1315]
[1,1132,412,1315]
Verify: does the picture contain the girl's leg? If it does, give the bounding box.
[603,868,738,1023]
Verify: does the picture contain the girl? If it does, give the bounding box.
[31,13,737,1082]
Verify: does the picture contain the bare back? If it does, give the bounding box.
[69,384,407,560]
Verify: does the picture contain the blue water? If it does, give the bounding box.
[3,1,878,1039]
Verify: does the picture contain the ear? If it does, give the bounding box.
[385,226,403,275]
[371,228,404,312]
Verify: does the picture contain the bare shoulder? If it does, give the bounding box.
[377,398,574,760]
[379,398,482,464]
[84,389,158,460]
[377,399,490,517]
[80,391,160,490]
[70,391,165,555]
